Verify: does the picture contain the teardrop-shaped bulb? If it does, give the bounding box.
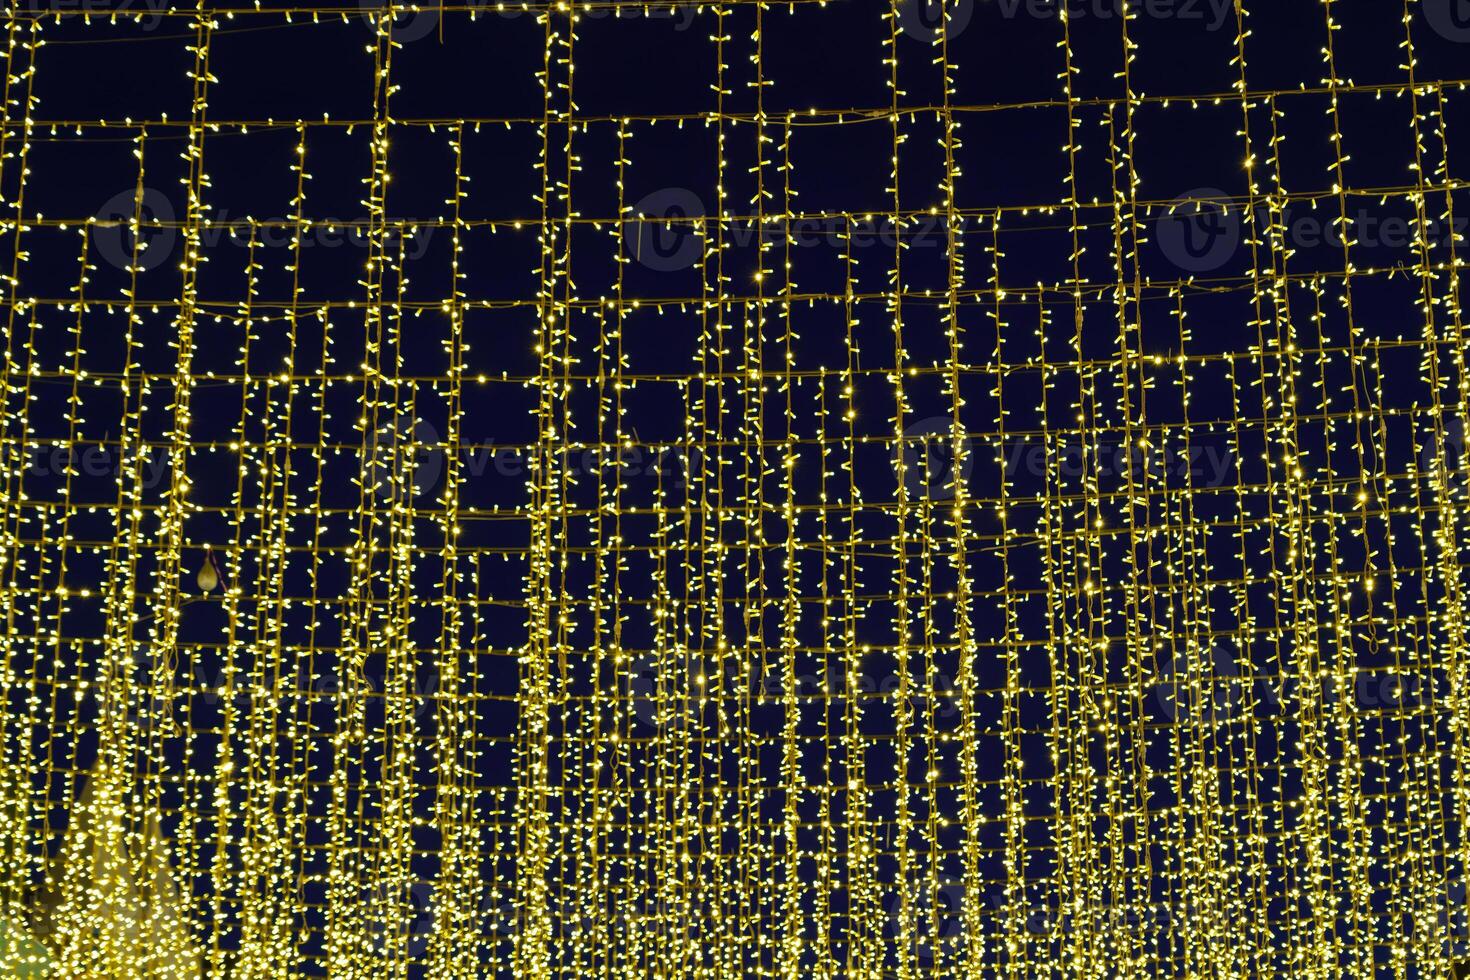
[196,555,218,593]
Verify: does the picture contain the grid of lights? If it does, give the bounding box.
[0,1,1468,977]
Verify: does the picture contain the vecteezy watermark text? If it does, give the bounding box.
[16,0,167,29]
[897,0,1234,43]
[358,0,699,44]
[629,658,962,734]
[19,441,170,490]
[92,188,435,273]
[999,435,1236,488]
[628,188,968,272]
[357,424,708,501]
[1152,640,1429,728]
[1157,187,1470,273]
[884,876,1207,967]
[992,0,1233,30]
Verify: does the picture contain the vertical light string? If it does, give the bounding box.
[882,7,915,979]
[1427,67,1470,976]
[1317,4,1381,972]
[328,4,400,975]
[521,5,564,977]
[1224,8,1280,975]
[1051,9,1098,974]
[603,119,629,980]
[986,216,1023,980]
[0,13,42,954]
[1108,11,1159,973]
[706,8,735,976]
[1396,6,1446,972]
[927,11,982,977]
[278,120,316,980]
[424,119,474,980]
[840,205,879,980]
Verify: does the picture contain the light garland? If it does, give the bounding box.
[0,1,1467,977]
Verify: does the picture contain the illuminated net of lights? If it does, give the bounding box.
[1,1,1469,977]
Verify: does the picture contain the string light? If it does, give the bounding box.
[0,1,1467,977]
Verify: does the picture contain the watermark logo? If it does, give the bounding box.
[999,436,1235,488]
[1154,642,1247,727]
[8,433,708,500]
[629,653,726,734]
[359,0,440,43]
[627,189,704,273]
[360,1,700,42]
[1157,192,1469,273]
[366,879,437,961]
[1153,643,1423,725]
[116,644,178,738]
[894,417,973,501]
[94,186,437,272]
[481,892,686,947]
[19,0,166,30]
[1426,0,1470,43]
[1421,416,1468,494]
[886,878,966,965]
[308,665,439,724]
[94,188,176,273]
[1442,877,1470,960]
[625,190,964,272]
[898,0,974,42]
[361,412,444,501]
[885,884,1208,957]
[628,655,673,733]
[988,0,1233,30]
[22,439,171,491]
[1157,188,1240,274]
